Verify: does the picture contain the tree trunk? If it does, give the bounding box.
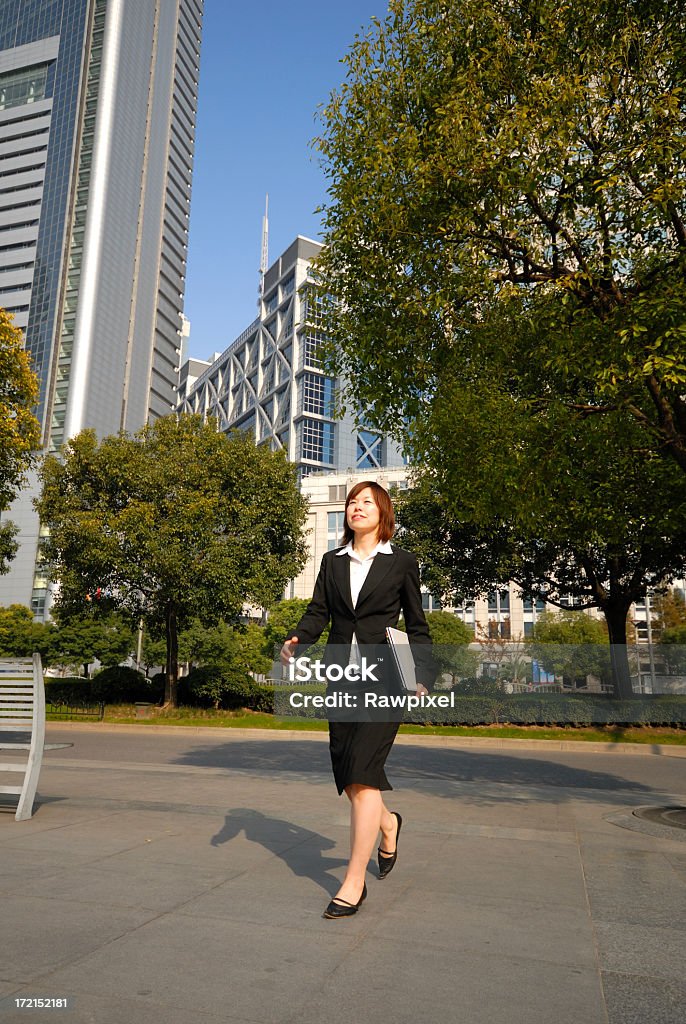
[601,600,635,700]
[164,603,179,707]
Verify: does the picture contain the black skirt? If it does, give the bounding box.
[328,720,401,795]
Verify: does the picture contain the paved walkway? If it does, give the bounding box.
[1,725,685,1024]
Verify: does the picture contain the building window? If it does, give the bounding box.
[284,310,293,336]
[301,289,326,325]
[303,330,325,369]
[302,372,335,417]
[421,592,443,612]
[265,290,278,314]
[452,600,476,633]
[327,511,345,550]
[487,590,510,614]
[328,484,347,502]
[281,273,295,298]
[300,418,335,464]
[356,429,383,469]
[0,64,50,111]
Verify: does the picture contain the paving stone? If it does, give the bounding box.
[6,729,686,1024]
[43,914,361,1023]
[284,940,606,1024]
[593,921,685,981]
[0,895,157,980]
[601,971,686,1024]
[361,887,597,968]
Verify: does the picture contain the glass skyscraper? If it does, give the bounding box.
[0,0,203,615]
[176,237,407,480]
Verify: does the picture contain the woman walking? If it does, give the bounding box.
[281,481,434,918]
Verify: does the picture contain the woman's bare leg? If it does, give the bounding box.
[344,790,398,854]
[378,801,399,855]
[332,784,384,904]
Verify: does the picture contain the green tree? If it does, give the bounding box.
[425,610,477,684]
[529,610,610,688]
[314,0,686,697]
[0,309,40,572]
[36,415,308,705]
[49,610,135,677]
[393,466,686,698]
[236,623,272,677]
[659,624,686,674]
[651,588,686,637]
[315,0,686,471]
[184,618,271,677]
[263,598,331,658]
[0,604,53,660]
[140,630,169,677]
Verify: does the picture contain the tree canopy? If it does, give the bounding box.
[0,309,40,572]
[37,416,309,705]
[315,0,686,469]
[393,438,686,698]
[425,610,478,682]
[529,610,610,688]
[0,604,50,660]
[314,0,686,696]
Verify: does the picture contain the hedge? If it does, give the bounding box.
[46,668,163,706]
[271,686,686,726]
[405,693,686,727]
[44,674,686,726]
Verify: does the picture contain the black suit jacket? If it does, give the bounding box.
[288,544,435,687]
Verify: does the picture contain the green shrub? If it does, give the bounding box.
[407,693,686,727]
[45,677,94,706]
[90,665,162,703]
[179,666,274,712]
[451,677,505,697]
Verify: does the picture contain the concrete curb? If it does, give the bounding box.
[46,721,686,757]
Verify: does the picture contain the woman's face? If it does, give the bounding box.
[346,487,380,539]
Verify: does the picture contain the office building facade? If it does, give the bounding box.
[0,0,203,614]
[176,237,406,478]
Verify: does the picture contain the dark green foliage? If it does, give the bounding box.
[316,0,686,470]
[451,677,505,698]
[45,678,94,707]
[48,611,135,672]
[659,630,686,674]
[263,599,330,661]
[315,0,686,699]
[0,308,40,573]
[37,415,309,705]
[179,666,273,712]
[90,666,162,703]
[0,604,54,660]
[406,694,686,727]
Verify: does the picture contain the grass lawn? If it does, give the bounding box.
[96,705,686,744]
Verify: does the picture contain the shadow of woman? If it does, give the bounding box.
[210,807,348,896]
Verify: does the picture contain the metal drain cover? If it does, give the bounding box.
[633,806,686,830]
[605,805,686,842]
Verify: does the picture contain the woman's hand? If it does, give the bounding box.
[415,683,429,697]
[280,637,298,665]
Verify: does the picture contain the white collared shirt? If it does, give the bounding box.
[336,538,394,606]
[335,539,393,662]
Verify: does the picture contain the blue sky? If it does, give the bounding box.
[184,0,387,361]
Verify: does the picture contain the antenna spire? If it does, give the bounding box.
[258,194,269,308]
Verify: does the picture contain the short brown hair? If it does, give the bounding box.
[342,481,395,545]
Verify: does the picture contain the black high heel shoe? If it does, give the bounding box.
[322,883,367,919]
[378,811,402,879]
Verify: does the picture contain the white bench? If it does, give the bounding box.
[0,655,46,821]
